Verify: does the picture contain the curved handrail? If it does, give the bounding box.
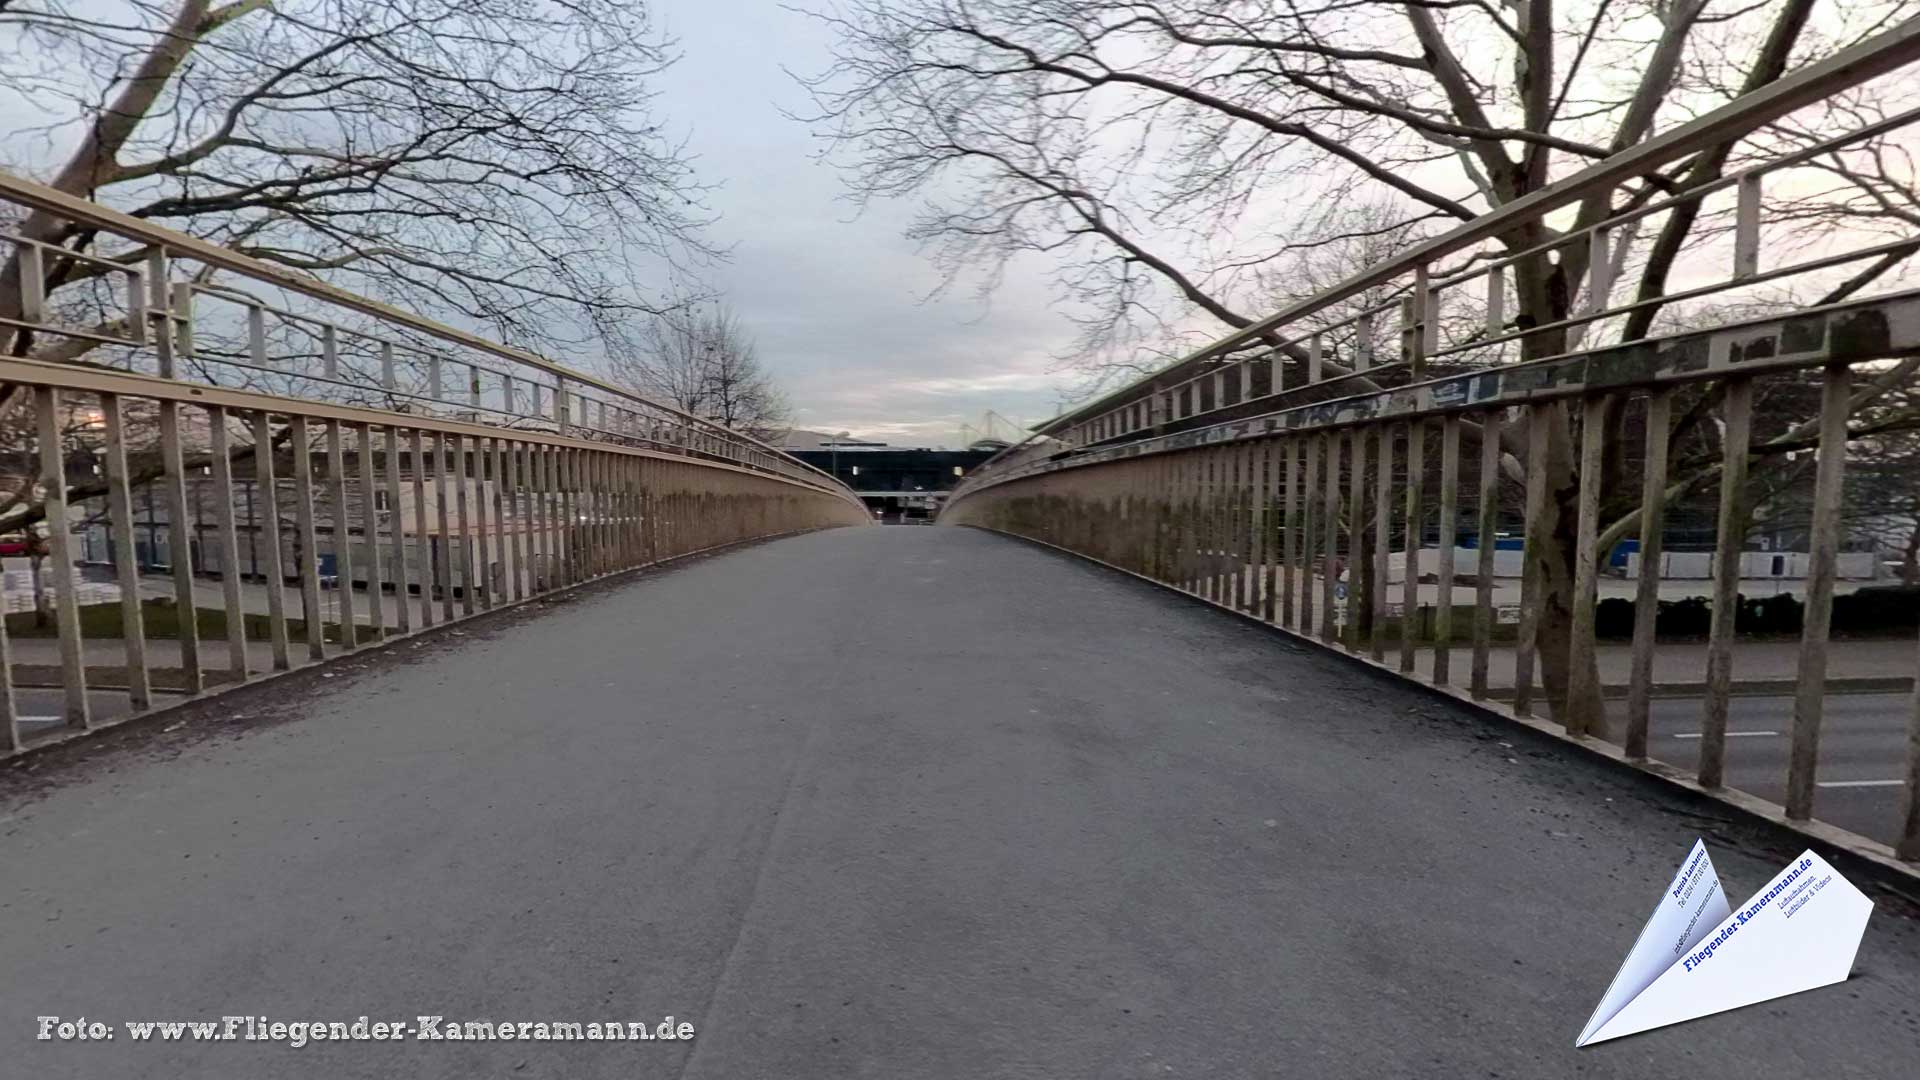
[0,168,862,507]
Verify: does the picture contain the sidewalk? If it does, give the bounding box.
[1408,638,1916,694]
[5,636,284,670]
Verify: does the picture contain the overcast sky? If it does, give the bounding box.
[651,2,1073,447]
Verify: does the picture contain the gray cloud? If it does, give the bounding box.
[651,1,1073,446]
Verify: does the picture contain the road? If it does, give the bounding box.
[1618,694,1917,850]
[3,526,1918,1078]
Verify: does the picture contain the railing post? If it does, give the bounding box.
[169,282,195,377]
[326,420,357,646]
[454,433,475,617]
[1280,441,1298,626]
[207,407,249,681]
[141,248,168,348]
[253,411,292,670]
[1412,262,1436,378]
[435,432,456,622]
[1399,419,1423,673]
[1626,390,1673,759]
[1320,432,1340,642]
[410,428,434,629]
[1300,436,1319,632]
[1470,409,1501,699]
[1900,639,1920,860]
[35,386,89,729]
[1734,173,1763,280]
[1399,295,1416,370]
[0,558,15,751]
[500,440,520,601]
[1199,448,1217,601]
[17,242,44,324]
[1433,415,1460,685]
[1485,265,1505,337]
[1587,228,1612,317]
[1345,427,1369,652]
[356,422,385,641]
[99,393,152,713]
[524,440,545,596]
[156,395,201,695]
[247,304,267,372]
[1700,377,1754,790]
[127,258,148,346]
[1565,395,1609,737]
[1786,364,1852,819]
[290,417,327,663]
[385,426,413,634]
[1372,424,1393,662]
[1258,441,1277,621]
[1513,408,1550,718]
[322,324,339,381]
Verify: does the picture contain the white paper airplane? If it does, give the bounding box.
[1575,838,1731,1046]
[1577,839,1873,1046]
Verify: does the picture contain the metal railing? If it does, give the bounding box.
[0,171,868,757]
[944,20,1920,863]
[0,170,858,490]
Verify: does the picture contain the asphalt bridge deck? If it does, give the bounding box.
[4,526,1918,1077]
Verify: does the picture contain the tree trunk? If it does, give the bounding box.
[1509,243,1605,734]
[0,0,215,346]
[1523,403,1591,730]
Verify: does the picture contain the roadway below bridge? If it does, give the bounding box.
[1625,694,1916,852]
[3,526,1918,1078]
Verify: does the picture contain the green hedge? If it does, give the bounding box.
[1595,585,1919,640]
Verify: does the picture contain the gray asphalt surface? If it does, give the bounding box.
[3,525,1919,1079]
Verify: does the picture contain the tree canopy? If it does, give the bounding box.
[1,0,711,358]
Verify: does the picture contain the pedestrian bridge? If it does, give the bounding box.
[6,525,1920,1079]
[7,25,1920,1077]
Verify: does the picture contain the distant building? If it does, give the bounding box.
[73,446,545,599]
[779,439,1001,522]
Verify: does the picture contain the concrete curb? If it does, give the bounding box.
[957,525,1920,900]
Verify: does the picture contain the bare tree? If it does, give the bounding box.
[0,0,712,361]
[800,0,1920,732]
[0,0,719,583]
[612,304,790,441]
[1837,397,1920,585]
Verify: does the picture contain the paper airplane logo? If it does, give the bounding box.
[1576,839,1873,1046]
